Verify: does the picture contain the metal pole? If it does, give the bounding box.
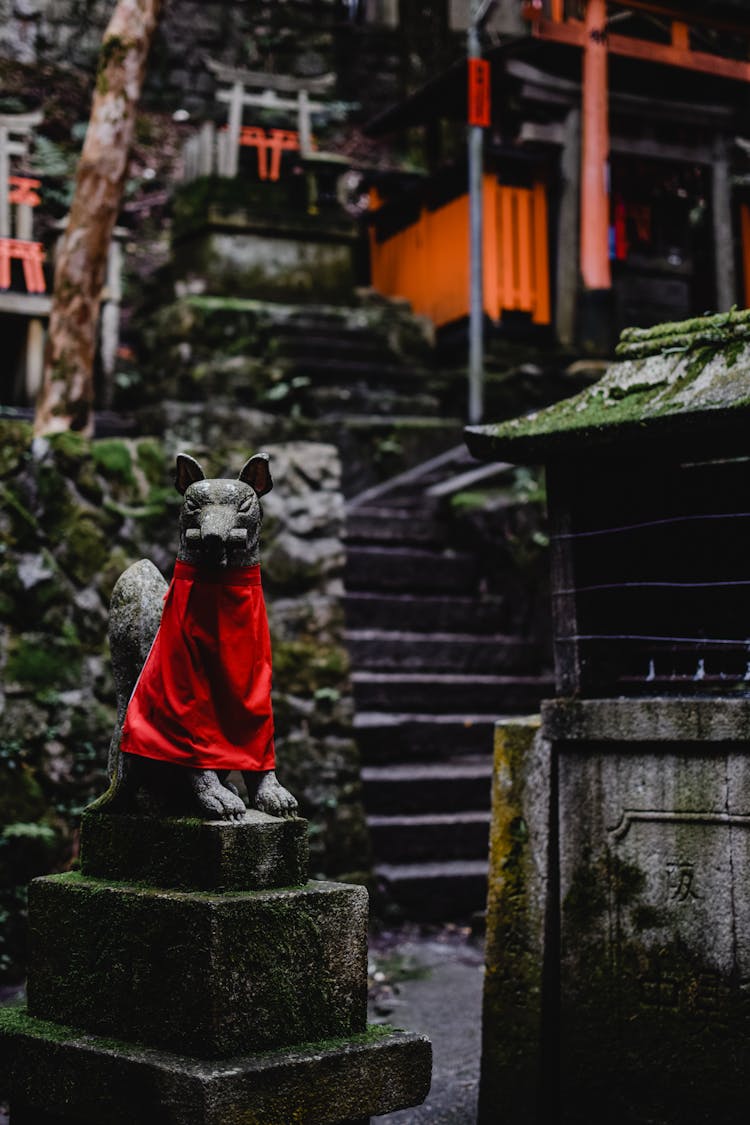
[467,9,484,426]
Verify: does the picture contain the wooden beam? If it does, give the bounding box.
[526,14,750,83]
[609,134,714,164]
[610,0,750,37]
[607,29,750,83]
[0,291,51,315]
[0,111,43,129]
[206,60,335,94]
[580,0,610,291]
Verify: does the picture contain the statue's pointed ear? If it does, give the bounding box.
[175,453,206,495]
[238,453,273,497]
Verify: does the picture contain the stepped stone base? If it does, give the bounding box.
[4,811,431,1122]
[28,873,367,1058]
[0,1009,431,1125]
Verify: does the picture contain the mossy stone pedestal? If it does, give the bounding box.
[0,811,431,1124]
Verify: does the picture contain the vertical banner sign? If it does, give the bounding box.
[468,58,491,127]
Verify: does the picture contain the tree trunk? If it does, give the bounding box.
[33,0,162,437]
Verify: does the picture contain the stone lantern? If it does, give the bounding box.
[467,309,750,1124]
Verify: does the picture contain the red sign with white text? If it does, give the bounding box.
[468,58,491,127]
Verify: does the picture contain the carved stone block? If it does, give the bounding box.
[0,1010,431,1125]
[79,810,308,891]
[27,874,368,1058]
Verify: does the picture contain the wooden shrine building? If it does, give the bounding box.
[364,0,750,353]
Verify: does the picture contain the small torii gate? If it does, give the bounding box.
[183,62,337,182]
[0,111,126,409]
[0,111,49,403]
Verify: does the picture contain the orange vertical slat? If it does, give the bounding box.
[483,174,499,320]
[532,181,551,324]
[517,189,533,310]
[501,187,515,311]
[671,21,689,49]
[742,203,750,311]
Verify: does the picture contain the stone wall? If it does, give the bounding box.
[0,0,465,121]
[0,0,388,115]
[0,419,369,983]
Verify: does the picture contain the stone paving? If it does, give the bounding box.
[369,925,484,1124]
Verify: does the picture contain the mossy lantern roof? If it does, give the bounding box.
[465,310,750,464]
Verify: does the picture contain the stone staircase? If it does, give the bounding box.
[343,446,553,920]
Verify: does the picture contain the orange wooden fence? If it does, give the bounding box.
[742,203,750,310]
[369,177,550,327]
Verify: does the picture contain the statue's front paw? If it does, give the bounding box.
[188,770,247,821]
[253,772,298,819]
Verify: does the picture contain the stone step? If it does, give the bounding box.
[271,333,407,365]
[266,314,432,363]
[344,629,540,674]
[345,507,445,546]
[361,759,493,815]
[352,671,552,715]
[369,811,491,863]
[305,384,441,417]
[343,592,509,633]
[345,546,478,594]
[353,711,503,761]
[281,356,431,387]
[375,859,489,920]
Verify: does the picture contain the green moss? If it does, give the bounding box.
[0,421,32,477]
[0,759,47,824]
[135,439,167,487]
[563,847,645,937]
[49,430,87,466]
[96,34,130,94]
[272,639,349,696]
[0,481,37,538]
[91,440,134,485]
[57,512,109,585]
[5,633,82,688]
[36,462,75,534]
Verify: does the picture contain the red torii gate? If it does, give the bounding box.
[1,174,46,294]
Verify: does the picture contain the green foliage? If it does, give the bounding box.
[272,639,349,697]
[3,822,57,844]
[510,467,545,505]
[5,635,81,689]
[0,422,32,478]
[136,439,167,486]
[91,440,134,484]
[450,490,494,513]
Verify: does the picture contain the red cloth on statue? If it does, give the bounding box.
[120,560,275,771]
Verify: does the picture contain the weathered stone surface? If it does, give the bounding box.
[0,1009,431,1125]
[543,696,750,744]
[172,228,357,305]
[478,719,551,1125]
[27,874,368,1058]
[557,739,750,1123]
[79,810,309,891]
[466,309,750,462]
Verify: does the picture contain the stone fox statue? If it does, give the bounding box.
[90,452,297,821]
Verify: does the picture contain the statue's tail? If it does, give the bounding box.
[87,559,167,813]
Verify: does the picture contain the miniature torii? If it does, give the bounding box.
[207,61,335,178]
[0,111,47,297]
[0,110,43,237]
[0,111,49,404]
